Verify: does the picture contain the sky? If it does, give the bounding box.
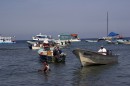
[0,0,130,40]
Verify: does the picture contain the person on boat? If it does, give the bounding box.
[57,46,62,54]
[34,42,39,47]
[49,43,55,51]
[98,46,107,55]
[61,41,64,45]
[65,41,67,45]
[53,46,62,57]
[43,40,49,47]
[53,46,64,62]
[43,39,50,51]
[68,40,71,45]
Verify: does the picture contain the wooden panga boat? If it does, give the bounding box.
[39,53,66,63]
[72,48,118,67]
[38,49,66,63]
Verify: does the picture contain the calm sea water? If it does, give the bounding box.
[0,40,130,86]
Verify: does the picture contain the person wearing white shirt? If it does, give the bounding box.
[98,46,107,55]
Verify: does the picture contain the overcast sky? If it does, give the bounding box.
[0,0,130,40]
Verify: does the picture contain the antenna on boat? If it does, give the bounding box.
[107,12,108,37]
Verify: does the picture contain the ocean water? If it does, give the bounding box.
[0,40,130,86]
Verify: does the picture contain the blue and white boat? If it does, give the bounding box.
[57,34,81,42]
[32,33,54,41]
[0,35,16,43]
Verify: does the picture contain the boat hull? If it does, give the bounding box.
[27,41,43,50]
[73,48,118,66]
[38,49,66,63]
[123,42,130,44]
[0,41,16,43]
[39,54,66,63]
[85,40,98,42]
[0,36,16,43]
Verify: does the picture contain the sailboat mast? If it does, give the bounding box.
[107,12,108,37]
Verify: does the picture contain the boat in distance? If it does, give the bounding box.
[58,34,81,42]
[32,33,54,41]
[0,35,16,43]
[72,48,118,67]
[85,39,98,42]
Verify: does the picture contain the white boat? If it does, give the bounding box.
[0,35,16,43]
[27,33,55,49]
[105,39,119,44]
[27,41,43,50]
[100,12,122,41]
[27,40,56,50]
[85,39,98,42]
[57,34,81,42]
[32,33,54,41]
[73,48,118,67]
[117,39,130,44]
[54,40,71,48]
[27,39,69,50]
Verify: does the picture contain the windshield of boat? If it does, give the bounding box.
[36,35,51,39]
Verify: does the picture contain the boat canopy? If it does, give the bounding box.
[58,33,79,40]
[71,34,78,37]
[58,34,71,40]
[108,32,119,37]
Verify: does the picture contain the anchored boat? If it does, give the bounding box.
[57,33,81,42]
[73,48,118,67]
[32,33,53,41]
[38,44,66,63]
[0,35,16,43]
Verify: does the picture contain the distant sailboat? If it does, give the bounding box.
[103,12,122,40]
[98,12,111,41]
[102,12,112,40]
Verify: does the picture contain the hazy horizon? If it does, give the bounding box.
[0,0,130,40]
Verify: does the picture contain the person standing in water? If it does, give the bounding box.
[43,62,50,73]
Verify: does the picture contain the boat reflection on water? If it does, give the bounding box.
[72,64,117,86]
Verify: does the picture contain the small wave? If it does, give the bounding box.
[0,47,28,51]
